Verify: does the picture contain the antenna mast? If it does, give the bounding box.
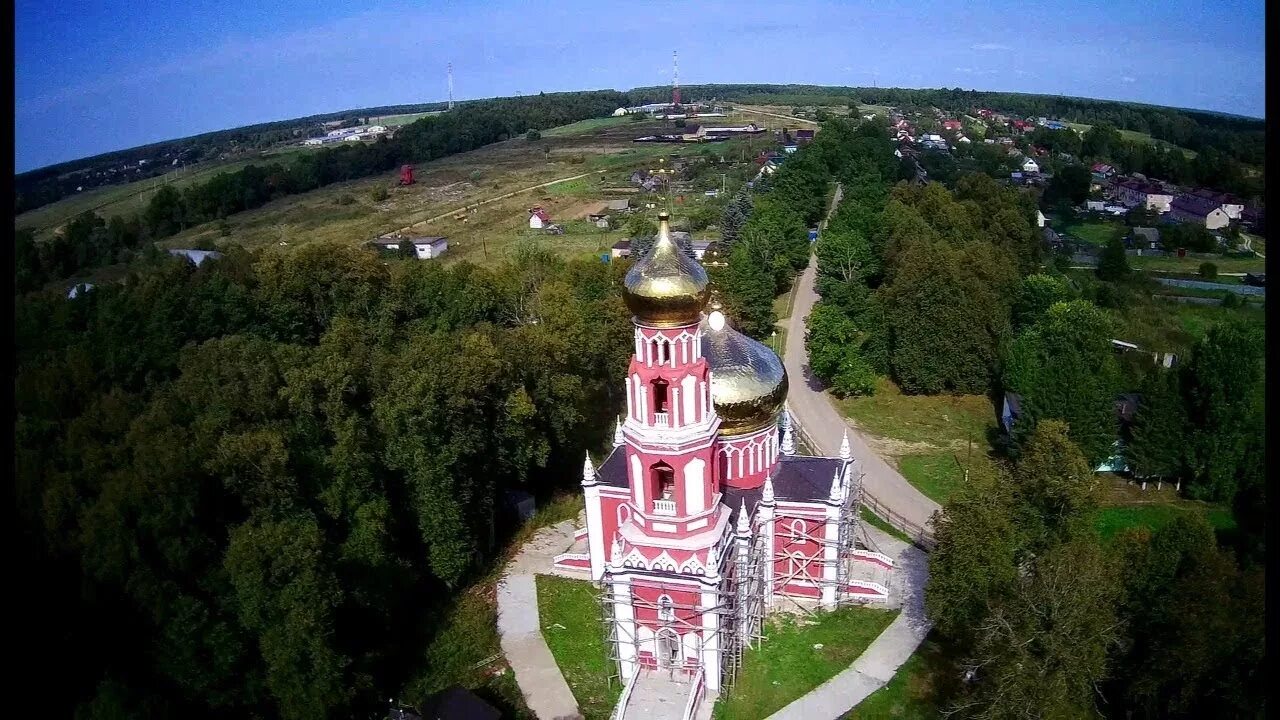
[448,62,454,111]
[672,50,681,107]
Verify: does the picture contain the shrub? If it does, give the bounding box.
[334,194,355,206]
[832,347,877,397]
[370,187,389,202]
[525,129,541,141]
[1198,262,1218,280]
[1221,291,1242,309]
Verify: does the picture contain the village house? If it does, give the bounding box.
[680,124,706,142]
[1020,157,1040,173]
[528,207,552,229]
[1127,226,1161,250]
[941,119,963,131]
[370,235,449,259]
[1169,194,1231,230]
[1188,188,1244,220]
[1117,180,1174,213]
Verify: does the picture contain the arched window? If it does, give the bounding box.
[652,378,669,415]
[658,595,674,623]
[652,462,675,500]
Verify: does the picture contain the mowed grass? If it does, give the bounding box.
[542,115,639,137]
[860,507,912,544]
[1059,218,1124,247]
[836,379,996,448]
[369,111,442,127]
[716,607,899,720]
[842,636,952,720]
[535,575,619,720]
[896,452,1000,507]
[1111,285,1264,353]
[1129,253,1266,274]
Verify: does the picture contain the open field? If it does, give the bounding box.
[1129,253,1265,274]
[1059,218,1124,246]
[1065,122,1199,159]
[368,111,442,126]
[836,379,1003,505]
[536,575,619,720]
[15,146,313,240]
[716,606,899,720]
[129,116,768,268]
[1092,477,1235,541]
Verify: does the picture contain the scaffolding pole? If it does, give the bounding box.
[598,521,767,692]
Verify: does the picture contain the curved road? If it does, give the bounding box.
[782,189,941,540]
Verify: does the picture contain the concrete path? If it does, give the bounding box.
[765,523,932,720]
[496,520,585,720]
[624,670,694,720]
[783,254,942,536]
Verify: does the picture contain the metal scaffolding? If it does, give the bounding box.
[598,521,767,692]
[768,466,866,614]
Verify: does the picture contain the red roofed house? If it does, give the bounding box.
[529,207,552,229]
[794,129,815,145]
[1118,180,1174,213]
[1090,162,1115,177]
[942,120,963,131]
[1170,194,1231,230]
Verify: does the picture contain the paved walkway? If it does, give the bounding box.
[782,254,942,535]
[765,523,932,720]
[496,520,584,720]
[624,670,694,720]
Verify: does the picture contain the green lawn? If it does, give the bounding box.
[715,606,899,720]
[836,379,996,447]
[1129,253,1266,274]
[1059,219,1124,247]
[1092,503,1237,541]
[897,454,968,506]
[842,636,951,720]
[536,575,620,720]
[543,115,638,138]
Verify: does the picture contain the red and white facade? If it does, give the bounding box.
[557,306,893,693]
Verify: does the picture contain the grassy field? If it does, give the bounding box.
[842,636,951,720]
[536,575,619,720]
[369,111,442,127]
[1065,122,1199,159]
[835,379,1002,505]
[1129,253,1266,274]
[542,115,639,137]
[1111,284,1264,353]
[15,146,313,239]
[1091,477,1235,541]
[1059,218,1124,247]
[715,606,899,720]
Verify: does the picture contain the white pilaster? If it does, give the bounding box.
[839,430,851,462]
[760,478,776,610]
[700,586,722,692]
[614,417,625,447]
[582,453,606,581]
[822,492,841,609]
[781,411,795,455]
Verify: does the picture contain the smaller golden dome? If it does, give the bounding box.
[622,213,710,327]
[702,304,788,436]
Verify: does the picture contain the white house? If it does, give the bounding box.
[1036,209,1046,227]
[343,134,364,142]
[529,207,551,229]
[1021,157,1040,173]
[411,237,448,259]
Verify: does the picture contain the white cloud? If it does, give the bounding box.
[972,43,1009,51]
[954,67,974,73]
[1122,76,1137,83]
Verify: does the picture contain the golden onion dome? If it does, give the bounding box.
[701,302,788,436]
[622,213,710,327]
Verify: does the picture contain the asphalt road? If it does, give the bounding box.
[781,184,942,539]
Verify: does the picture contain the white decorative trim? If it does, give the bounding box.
[652,550,678,572]
[678,555,706,576]
[851,548,895,569]
[651,522,678,533]
[687,517,709,531]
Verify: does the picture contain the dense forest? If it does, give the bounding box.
[15,243,634,718]
[15,90,630,290]
[797,116,1264,718]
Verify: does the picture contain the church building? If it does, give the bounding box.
[553,213,894,702]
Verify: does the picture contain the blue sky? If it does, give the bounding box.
[15,0,1265,172]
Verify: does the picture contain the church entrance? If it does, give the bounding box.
[656,629,680,669]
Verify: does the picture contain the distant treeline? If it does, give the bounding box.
[629,83,1264,168]
[16,90,629,291]
[15,101,452,214]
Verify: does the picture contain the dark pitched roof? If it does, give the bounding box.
[611,239,632,250]
[1190,188,1240,205]
[1115,393,1141,424]
[596,445,629,488]
[771,456,843,502]
[1171,194,1225,218]
[416,687,500,720]
[721,484,764,523]
[795,129,815,138]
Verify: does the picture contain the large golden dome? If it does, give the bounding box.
[622,213,710,327]
[701,303,788,436]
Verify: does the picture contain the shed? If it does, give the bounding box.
[606,199,630,211]
[529,207,551,229]
[1129,227,1160,249]
[610,239,632,259]
[67,282,94,300]
[1000,391,1022,434]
